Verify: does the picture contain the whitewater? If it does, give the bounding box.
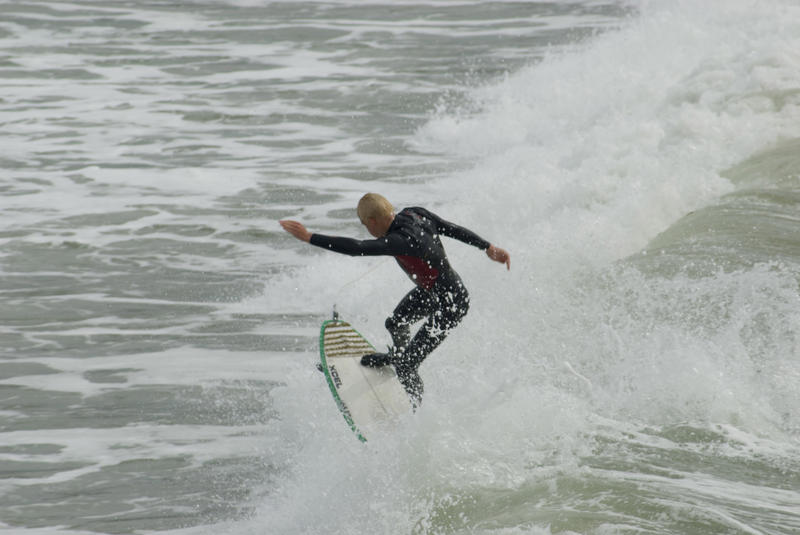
[1,1,799,534]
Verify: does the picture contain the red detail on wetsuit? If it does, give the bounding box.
[395,255,439,289]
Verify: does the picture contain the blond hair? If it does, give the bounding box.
[357,193,394,222]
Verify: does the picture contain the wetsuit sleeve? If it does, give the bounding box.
[309,233,409,256]
[414,208,491,250]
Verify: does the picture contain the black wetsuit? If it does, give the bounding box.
[310,207,490,403]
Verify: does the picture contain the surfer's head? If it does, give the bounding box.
[358,193,394,237]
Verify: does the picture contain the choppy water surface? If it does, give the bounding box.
[2,1,800,534]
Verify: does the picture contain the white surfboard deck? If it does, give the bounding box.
[319,318,412,442]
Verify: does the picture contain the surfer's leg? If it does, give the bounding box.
[361,287,434,368]
[385,286,436,351]
[395,366,423,407]
[394,285,469,402]
[404,285,469,368]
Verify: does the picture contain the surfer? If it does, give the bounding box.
[280,193,510,404]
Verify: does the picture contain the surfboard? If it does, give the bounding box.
[319,315,412,442]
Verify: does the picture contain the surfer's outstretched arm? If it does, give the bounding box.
[486,244,511,270]
[280,220,311,242]
[413,207,511,271]
[279,219,404,257]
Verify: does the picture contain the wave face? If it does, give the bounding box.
[262,2,800,534]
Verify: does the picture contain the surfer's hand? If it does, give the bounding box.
[280,220,312,242]
[487,244,510,270]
